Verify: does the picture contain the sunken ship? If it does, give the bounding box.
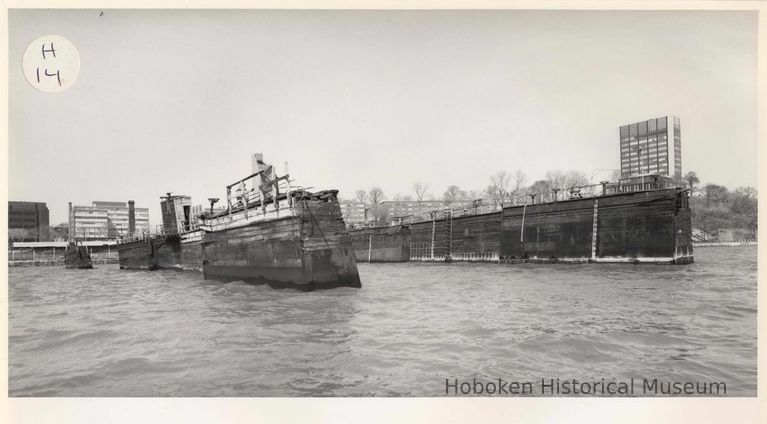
[116,154,361,291]
[64,242,93,269]
[64,202,93,269]
[348,180,694,265]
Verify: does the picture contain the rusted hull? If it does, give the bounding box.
[179,239,202,271]
[350,225,411,262]
[348,188,693,265]
[116,238,178,270]
[116,240,154,270]
[201,197,361,291]
[501,188,693,264]
[202,247,361,291]
[117,232,204,272]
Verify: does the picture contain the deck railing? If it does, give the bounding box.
[197,170,296,230]
[382,181,686,228]
[225,171,293,217]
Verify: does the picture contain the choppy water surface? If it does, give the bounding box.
[9,246,757,396]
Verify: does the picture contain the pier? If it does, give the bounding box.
[9,241,119,266]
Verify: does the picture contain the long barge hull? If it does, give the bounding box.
[350,188,693,265]
[117,232,202,271]
[201,194,361,291]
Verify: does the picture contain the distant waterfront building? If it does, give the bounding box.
[619,116,682,179]
[8,201,50,241]
[340,201,367,227]
[443,200,475,211]
[381,200,455,219]
[72,201,150,240]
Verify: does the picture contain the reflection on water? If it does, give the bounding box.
[9,246,757,396]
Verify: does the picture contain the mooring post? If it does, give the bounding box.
[368,234,372,263]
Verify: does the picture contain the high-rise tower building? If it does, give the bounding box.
[619,116,681,179]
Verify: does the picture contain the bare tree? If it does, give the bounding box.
[486,171,512,206]
[465,190,485,202]
[734,186,757,200]
[413,182,429,214]
[355,190,367,204]
[564,170,589,188]
[544,170,566,200]
[9,228,36,242]
[702,184,729,207]
[683,171,700,194]
[443,185,464,204]
[367,187,386,225]
[527,180,553,203]
[413,182,429,202]
[510,170,527,205]
[511,170,527,192]
[368,187,385,207]
[545,170,588,200]
[375,204,391,225]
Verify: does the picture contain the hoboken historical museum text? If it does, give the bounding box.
[444,378,727,396]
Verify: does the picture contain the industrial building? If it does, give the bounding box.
[8,201,50,242]
[71,201,150,240]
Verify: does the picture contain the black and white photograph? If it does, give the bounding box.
[4,3,762,421]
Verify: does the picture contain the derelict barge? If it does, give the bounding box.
[349,185,693,265]
[116,156,361,291]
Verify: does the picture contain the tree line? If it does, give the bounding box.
[682,172,757,241]
[350,169,611,210]
[348,169,610,225]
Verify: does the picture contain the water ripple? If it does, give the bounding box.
[8,245,757,396]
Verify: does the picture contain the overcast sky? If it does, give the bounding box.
[8,9,757,225]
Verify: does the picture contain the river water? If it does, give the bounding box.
[8,246,757,396]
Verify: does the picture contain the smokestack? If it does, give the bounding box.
[68,202,73,242]
[252,153,262,174]
[251,153,275,195]
[128,200,136,237]
[252,153,271,176]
